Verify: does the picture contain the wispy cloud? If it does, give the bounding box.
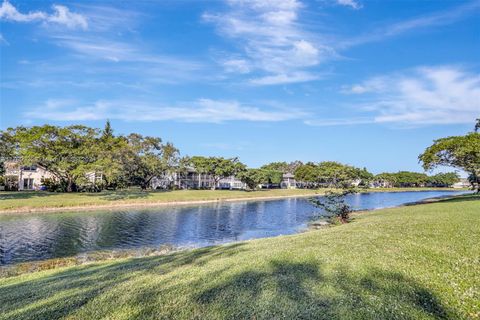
[24,98,307,123]
[204,0,336,85]
[341,0,480,48]
[0,1,87,29]
[314,66,480,126]
[0,33,8,45]
[335,0,362,10]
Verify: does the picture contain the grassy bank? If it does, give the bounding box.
[1,195,478,319]
[0,187,466,214]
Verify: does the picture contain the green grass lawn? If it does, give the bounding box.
[0,187,466,213]
[0,189,327,212]
[1,195,478,319]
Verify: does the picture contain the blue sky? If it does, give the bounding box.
[0,0,479,173]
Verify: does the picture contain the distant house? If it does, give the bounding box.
[452,178,470,189]
[4,160,102,191]
[151,169,246,190]
[281,173,297,189]
[4,161,55,191]
[370,180,394,188]
[150,168,215,190]
[218,176,246,190]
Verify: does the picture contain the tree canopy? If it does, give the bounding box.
[419,132,480,192]
[1,124,179,192]
[294,161,373,188]
[189,156,246,189]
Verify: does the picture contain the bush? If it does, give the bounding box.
[308,189,355,223]
[41,178,65,192]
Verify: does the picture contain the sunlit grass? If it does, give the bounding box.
[1,195,478,319]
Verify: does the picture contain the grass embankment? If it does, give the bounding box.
[0,187,465,214]
[1,195,478,319]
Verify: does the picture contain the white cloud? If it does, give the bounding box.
[47,5,87,30]
[304,118,371,126]
[204,0,335,85]
[344,66,480,125]
[24,98,306,123]
[0,1,87,29]
[250,72,318,85]
[0,1,46,22]
[336,0,362,10]
[222,58,252,74]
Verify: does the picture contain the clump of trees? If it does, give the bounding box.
[373,171,459,188]
[189,156,246,190]
[419,121,480,193]
[237,168,283,190]
[0,122,179,192]
[294,161,373,188]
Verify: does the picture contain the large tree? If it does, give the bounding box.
[427,172,460,187]
[124,134,179,189]
[190,156,246,190]
[419,132,480,192]
[10,125,100,192]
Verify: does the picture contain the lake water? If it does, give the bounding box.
[0,190,468,265]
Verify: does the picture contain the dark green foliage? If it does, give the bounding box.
[308,189,355,223]
[294,162,373,188]
[427,172,460,187]
[373,171,458,188]
[419,130,480,192]
[189,156,246,190]
[237,168,283,189]
[1,124,179,192]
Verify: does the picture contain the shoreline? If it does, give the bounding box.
[1,192,476,276]
[0,188,468,215]
[0,192,323,215]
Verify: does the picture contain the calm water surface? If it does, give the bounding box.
[0,190,467,265]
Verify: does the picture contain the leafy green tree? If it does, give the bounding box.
[316,161,360,188]
[392,171,428,187]
[261,162,289,173]
[419,132,480,192]
[294,162,319,187]
[190,156,246,190]
[374,173,397,187]
[237,169,262,190]
[90,122,132,189]
[308,188,356,224]
[427,172,460,187]
[10,125,100,192]
[125,134,179,189]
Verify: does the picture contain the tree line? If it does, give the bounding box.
[1,120,478,192]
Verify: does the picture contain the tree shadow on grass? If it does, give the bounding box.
[194,261,454,319]
[0,243,246,320]
[86,190,152,201]
[436,194,480,203]
[0,245,457,320]
[0,191,62,200]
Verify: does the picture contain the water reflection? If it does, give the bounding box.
[0,191,467,264]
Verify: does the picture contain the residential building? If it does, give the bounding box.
[452,178,470,189]
[281,173,297,189]
[4,161,55,191]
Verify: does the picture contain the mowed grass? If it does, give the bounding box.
[0,187,464,213]
[1,195,478,319]
[0,189,325,212]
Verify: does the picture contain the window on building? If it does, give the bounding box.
[22,165,37,172]
[23,178,34,190]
